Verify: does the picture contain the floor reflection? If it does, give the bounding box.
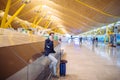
[64,38,120,67]
[83,41,120,67]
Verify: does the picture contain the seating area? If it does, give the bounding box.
[0,29,61,80]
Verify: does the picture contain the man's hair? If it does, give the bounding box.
[49,32,54,36]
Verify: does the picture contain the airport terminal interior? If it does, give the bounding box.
[0,0,120,80]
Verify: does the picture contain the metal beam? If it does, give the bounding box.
[32,13,40,28]
[5,3,26,28]
[44,20,49,28]
[10,0,21,8]
[19,22,28,29]
[45,16,51,28]
[32,5,42,28]
[1,0,11,28]
[33,12,46,28]
[18,6,36,17]
[34,17,43,28]
[8,24,12,28]
[18,5,42,17]
[76,0,120,18]
[104,25,109,43]
[45,21,52,29]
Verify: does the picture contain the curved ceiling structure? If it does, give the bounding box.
[0,0,120,34]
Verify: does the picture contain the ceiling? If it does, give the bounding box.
[0,0,120,34]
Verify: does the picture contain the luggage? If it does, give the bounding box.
[60,60,67,76]
[59,50,67,76]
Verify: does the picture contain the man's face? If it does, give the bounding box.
[51,33,54,38]
[49,33,54,39]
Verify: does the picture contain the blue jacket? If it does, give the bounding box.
[44,38,56,56]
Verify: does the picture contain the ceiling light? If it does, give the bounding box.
[0,11,4,17]
[42,5,49,9]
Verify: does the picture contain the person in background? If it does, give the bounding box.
[79,37,82,45]
[95,37,98,47]
[70,35,73,42]
[44,32,59,78]
[92,37,95,45]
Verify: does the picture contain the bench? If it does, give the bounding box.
[0,40,61,80]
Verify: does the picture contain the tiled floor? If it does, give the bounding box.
[53,41,120,80]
